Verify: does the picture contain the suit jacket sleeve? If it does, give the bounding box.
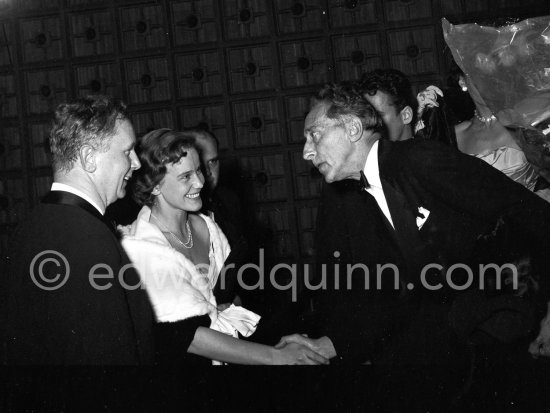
[312,182,411,363]
[405,140,550,294]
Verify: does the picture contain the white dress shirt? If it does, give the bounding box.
[363,140,395,229]
[51,182,104,215]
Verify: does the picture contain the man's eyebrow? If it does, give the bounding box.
[305,124,320,133]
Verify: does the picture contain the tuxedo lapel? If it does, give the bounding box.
[376,141,433,280]
[42,191,119,237]
[43,190,154,363]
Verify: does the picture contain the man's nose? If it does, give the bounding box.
[303,141,315,161]
[130,150,141,170]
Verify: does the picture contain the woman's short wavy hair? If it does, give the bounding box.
[132,128,198,207]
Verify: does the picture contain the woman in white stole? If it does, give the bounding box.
[120,128,328,365]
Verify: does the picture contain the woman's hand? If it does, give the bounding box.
[271,342,329,365]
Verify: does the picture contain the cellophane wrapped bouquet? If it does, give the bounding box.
[442,16,550,155]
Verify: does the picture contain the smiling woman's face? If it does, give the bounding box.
[155,147,204,213]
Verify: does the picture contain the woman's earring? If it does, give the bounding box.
[461,85,468,92]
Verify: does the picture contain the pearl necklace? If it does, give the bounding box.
[150,213,193,249]
[474,109,497,125]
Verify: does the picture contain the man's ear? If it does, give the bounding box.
[79,145,96,173]
[400,106,413,125]
[346,116,364,143]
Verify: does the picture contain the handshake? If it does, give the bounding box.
[271,334,336,365]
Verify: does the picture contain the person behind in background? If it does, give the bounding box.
[120,128,328,365]
[2,95,155,364]
[358,68,417,142]
[192,128,248,308]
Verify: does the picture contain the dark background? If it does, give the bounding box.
[1,0,549,280]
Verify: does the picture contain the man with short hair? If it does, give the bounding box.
[2,96,155,364]
[359,68,417,141]
[279,82,550,369]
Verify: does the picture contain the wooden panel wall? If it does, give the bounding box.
[0,0,548,273]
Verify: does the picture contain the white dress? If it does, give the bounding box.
[119,206,260,346]
[475,146,550,202]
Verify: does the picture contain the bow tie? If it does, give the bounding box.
[359,170,370,191]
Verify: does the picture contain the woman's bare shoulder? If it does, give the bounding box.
[454,120,472,134]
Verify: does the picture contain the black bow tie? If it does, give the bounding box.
[359,170,370,191]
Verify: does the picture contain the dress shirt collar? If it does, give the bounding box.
[363,139,382,188]
[51,182,104,215]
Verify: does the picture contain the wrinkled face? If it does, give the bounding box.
[93,118,140,208]
[196,135,220,191]
[302,102,356,183]
[156,148,204,213]
[365,91,408,141]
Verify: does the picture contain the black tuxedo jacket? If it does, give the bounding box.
[2,191,155,365]
[312,139,550,363]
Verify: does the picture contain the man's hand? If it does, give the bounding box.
[275,334,337,359]
[529,302,550,358]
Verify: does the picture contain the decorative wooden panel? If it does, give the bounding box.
[31,175,53,204]
[295,203,318,257]
[170,0,218,45]
[124,57,171,104]
[291,150,323,199]
[498,0,544,7]
[18,0,62,11]
[74,62,120,98]
[20,16,64,63]
[175,50,223,99]
[178,103,231,150]
[227,44,274,93]
[328,0,377,28]
[69,10,115,57]
[232,98,281,148]
[67,0,111,7]
[131,109,175,139]
[0,73,18,119]
[383,0,433,23]
[252,204,294,259]
[279,39,329,88]
[25,68,68,115]
[0,19,15,68]
[440,0,491,15]
[274,0,325,34]
[119,4,167,52]
[0,177,26,225]
[0,125,22,171]
[238,153,288,203]
[332,32,383,81]
[222,0,271,40]
[28,121,52,168]
[386,26,438,75]
[284,94,310,144]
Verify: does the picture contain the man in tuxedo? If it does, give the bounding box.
[278,82,550,369]
[2,96,155,364]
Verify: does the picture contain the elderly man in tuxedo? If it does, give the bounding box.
[278,82,550,371]
[2,96,155,364]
